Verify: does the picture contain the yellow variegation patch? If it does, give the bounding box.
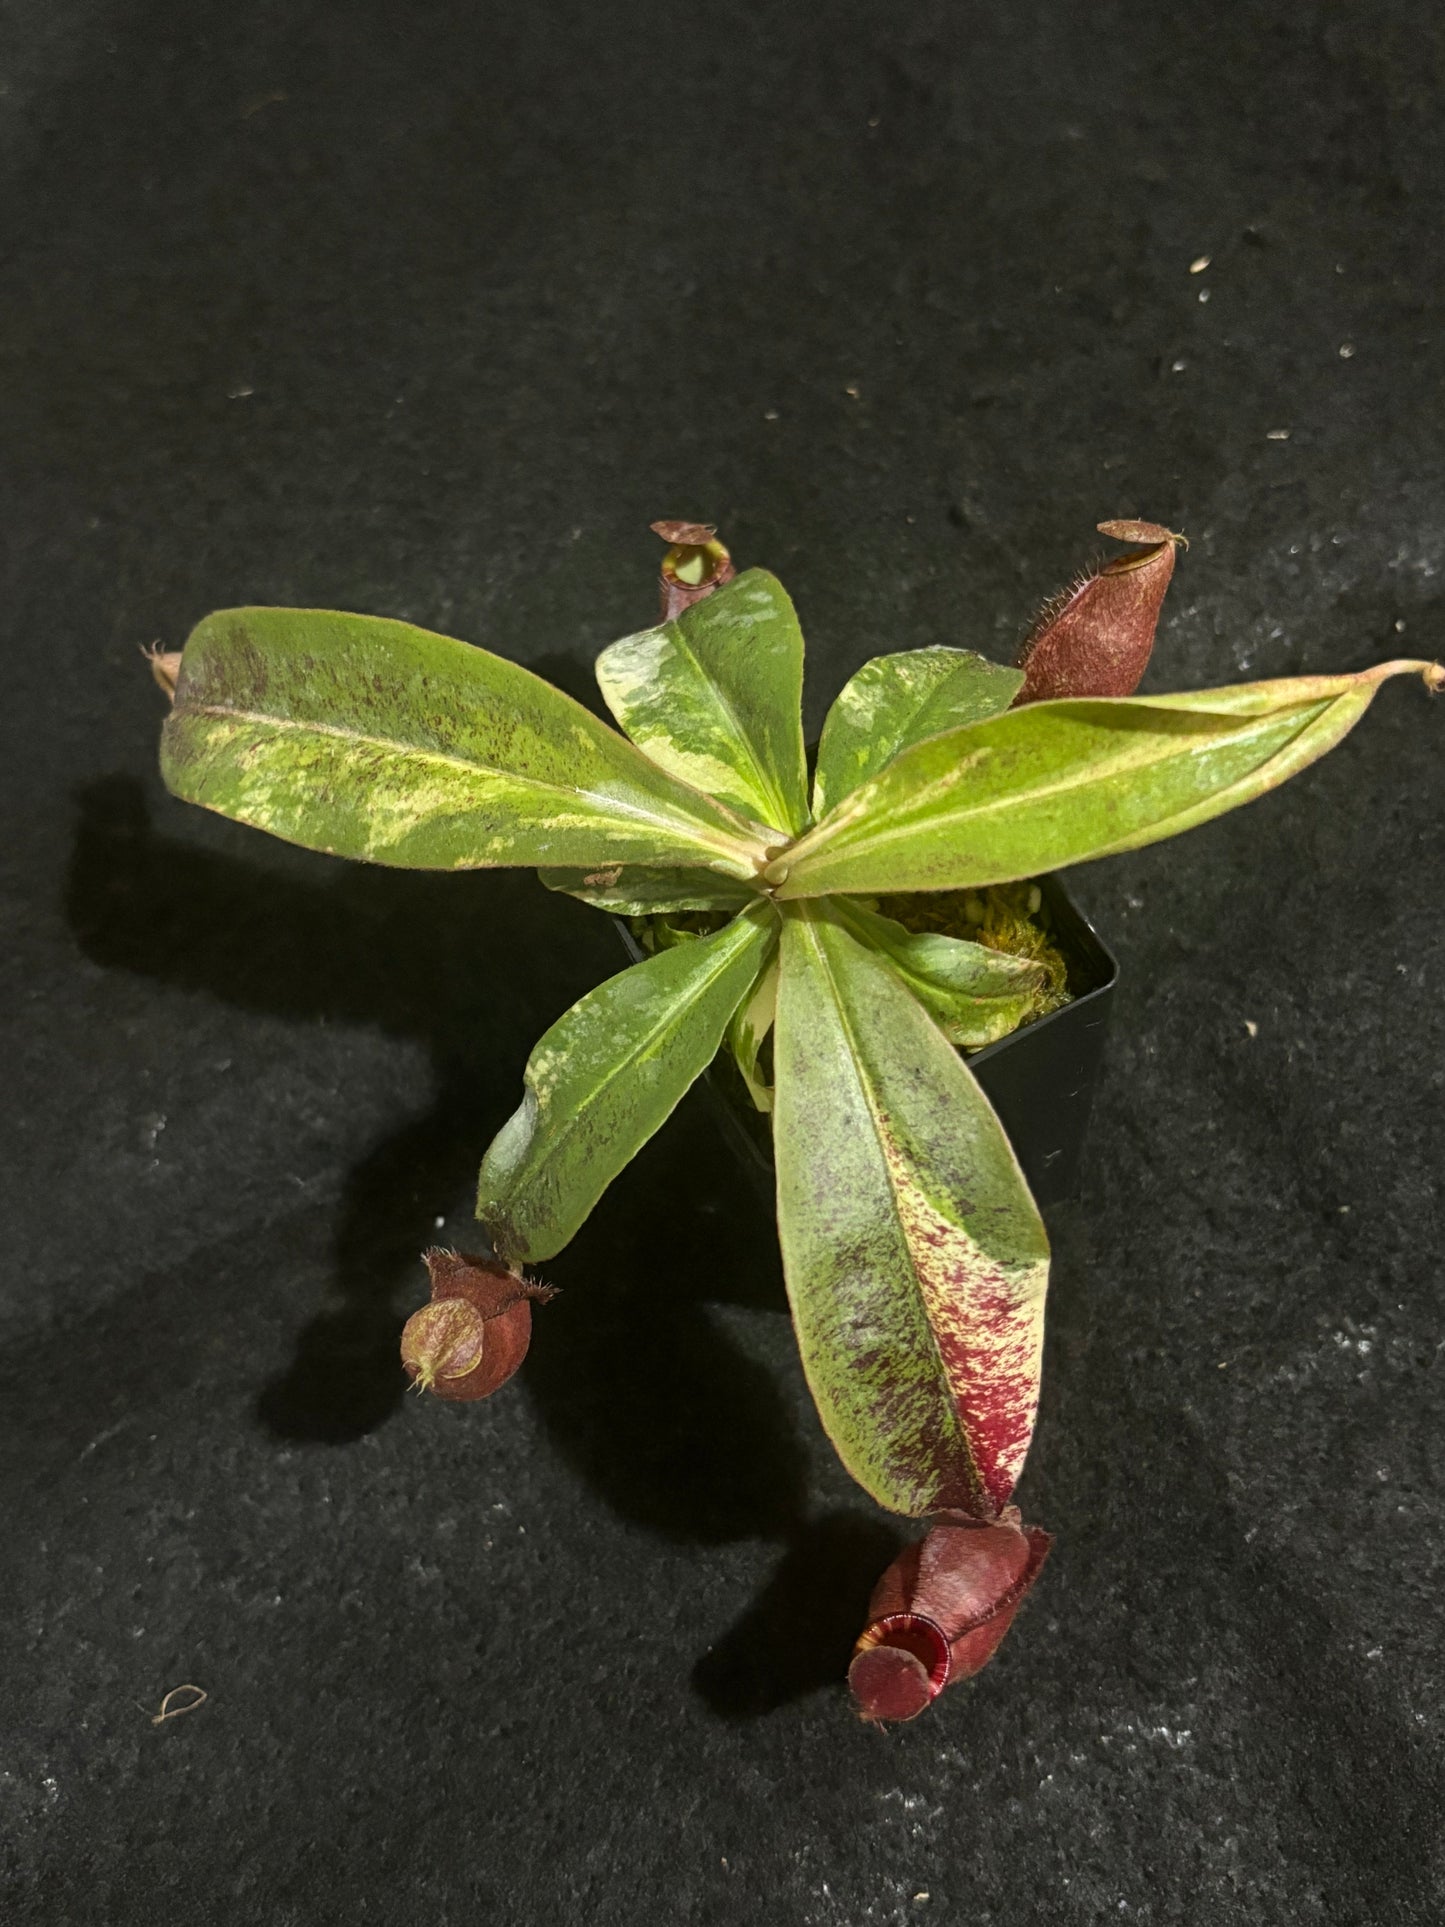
[812,646,1024,816]
[595,570,810,836]
[478,902,778,1263]
[162,606,772,877]
[777,660,1443,898]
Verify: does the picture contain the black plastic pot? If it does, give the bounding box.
[616,874,1117,1214]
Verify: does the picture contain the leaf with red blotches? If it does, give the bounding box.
[773,903,1050,1520]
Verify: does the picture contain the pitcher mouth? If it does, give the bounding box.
[848,1612,952,1722]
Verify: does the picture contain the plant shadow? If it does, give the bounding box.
[692,1510,904,1718]
[64,771,810,1558]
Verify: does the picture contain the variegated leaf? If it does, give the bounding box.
[812,647,1024,816]
[773,660,1442,898]
[595,569,810,836]
[478,902,777,1263]
[773,904,1051,1519]
[831,899,1047,1048]
[161,607,771,876]
[537,864,762,915]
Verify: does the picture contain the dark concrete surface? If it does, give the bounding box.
[2,3,1442,1921]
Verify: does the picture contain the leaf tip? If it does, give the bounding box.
[143,644,184,702]
[1360,657,1445,695]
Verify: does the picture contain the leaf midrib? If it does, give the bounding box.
[818,655,1017,813]
[659,615,803,835]
[174,700,768,866]
[794,696,1328,874]
[522,915,767,1169]
[798,911,982,1507]
[830,898,1042,1003]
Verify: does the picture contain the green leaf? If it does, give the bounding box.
[812,647,1024,817]
[774,661,1442,898]
[161,607,771,877]
[831,899,1047,1048]
[773,904,1050,1518]
[630,913,714,956]
[594,569,810,836]
[726,949,780,1112]
[477,902,777,1263]
[537,864,762,916]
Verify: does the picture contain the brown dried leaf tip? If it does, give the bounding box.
[400,1247,557,1403]
[1014,519,1186,705]
[143,645,184,701]
[651,519,736,620]
[849,1509,1051,1724]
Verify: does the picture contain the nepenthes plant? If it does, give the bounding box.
[149,519,1439,1722]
